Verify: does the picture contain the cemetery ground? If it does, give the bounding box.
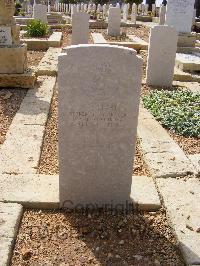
[0,28,200,266]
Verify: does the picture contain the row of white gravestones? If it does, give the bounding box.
[71,7,122,41]
[54,2,152,16]
[33,4,47,23]
[58,45,142,208]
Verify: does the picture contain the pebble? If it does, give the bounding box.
[133,255,143,261]
[95,247,100,252]
[119,240,125,245]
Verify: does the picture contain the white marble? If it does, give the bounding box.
[146,25,178,87]
[107,7,121,36]
[72,12,89,45]
[33,4,47,23]
[58,45,142,208]
[165,0,195,33]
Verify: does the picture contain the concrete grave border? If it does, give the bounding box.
[21,31,62,50]
[91,32,148,52]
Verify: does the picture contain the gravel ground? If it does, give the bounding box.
[38,85,150,176]
[11,208,185,266]
[0,51,44,146]
[27,51,45,67]
[0,89,27,145]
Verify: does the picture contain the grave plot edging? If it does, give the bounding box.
[137,105,196,178]
[0,203,23,266]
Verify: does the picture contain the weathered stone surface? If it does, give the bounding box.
[178,33,196,48]
[159,5,166,25]
[33,4,47,23]
[91,32,106,44]
[165,0,195,33]
[130,175,161,211]
[127,35,148,50]
[0,68,36,88]
[146,25,178,87]
[72,12,89,45]
[0,174,59,208]
[36,48,62,76]
[0,76,55,174]
[175,52,200,71]
[0,203,23,266]
[0,0,15,25]
[58,45,142,208]
[0,44,27,74]
[174,67,200,82]
[137,105,195,178]
[21,38,49,50]
[157,178,200,265]
[48,31,62,47]
[107,7,121,36]
[188,154,200,175]
[0,26,12,45]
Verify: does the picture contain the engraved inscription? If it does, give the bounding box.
[0,27,12,46]
[69,103,127,127]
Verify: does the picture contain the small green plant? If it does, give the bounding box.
[143,89,200,137]
[26,20,49,38]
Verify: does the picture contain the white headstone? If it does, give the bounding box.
[146,25,178,87]
[0,26,12,46]
[107,7,121,36]
[58,45,142,208]
[72,12,89,45]
[159,4,166,25]
[123,4,128,22]
[152,4,156,16]
[131,11,137,24]
[33,4,47,23]
[145,4,149,15]
[165,0,195,33]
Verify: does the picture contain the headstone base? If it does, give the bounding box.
[0,44,27,74]
[178,33,196,47]
[0,68,36,89]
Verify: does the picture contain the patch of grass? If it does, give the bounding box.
[26,20,49,38]
[142,89,200,137]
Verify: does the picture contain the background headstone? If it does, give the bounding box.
[72,12,89,45]
[165,0,195,33]
[146,25,178,87]
[58,45,142,208]
[159,4,166,25]
[107,7,121,36]
[33,4,47,23]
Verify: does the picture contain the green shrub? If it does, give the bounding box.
[142,89,200,137]
[26,20,49,37]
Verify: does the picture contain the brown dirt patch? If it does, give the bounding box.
[27,51,45,67]
[11,208,184,266]
[0,89,27,145]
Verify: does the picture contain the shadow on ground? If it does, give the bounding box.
[11,208,188,266]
